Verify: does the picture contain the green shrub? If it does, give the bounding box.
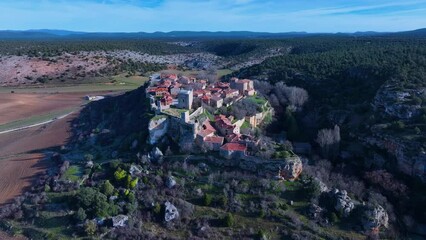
[224,213,235,227]
[258,229,267,240]
[84,221,97,236]
[114,168,127,182]
[280,202,289,211]
[219,195,228,207]
[74,208,87,222]
[330,212,339,224]
[153,203,162,215]
[203,193,213,206]
[100,180,114,196]
[414,127,421,134]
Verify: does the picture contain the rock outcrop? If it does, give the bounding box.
[362,205,389,231]
[165,176,177,189]
[309,203,323,220]
[164,201,179,222]
[281,157,303,181]
[148,147,163,163]
[332,189,355,217]
[148,117,169,145]
[112,215,129,227]
[238,156,303,181]
[373,83,423,119]
[364,134,426,183]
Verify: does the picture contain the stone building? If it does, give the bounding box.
[177,89,193,109]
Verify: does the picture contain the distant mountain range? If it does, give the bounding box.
[0,28,425,40]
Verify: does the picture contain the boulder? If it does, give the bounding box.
[129,165,142,177]
[165,176,177,189]
[280,157,303,181]
[164,201,179,222]
[332,189,355,217]
[309,203,323,220]
[362,205,389,231]
[85,161,94,169]
[148,147,164,163]
[112,215,128,227]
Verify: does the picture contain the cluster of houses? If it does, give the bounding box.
[147,73,257,111]
[146,72,271,159]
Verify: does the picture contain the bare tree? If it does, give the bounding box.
[254,80,273,96]
[206,66,218,84]
[316,125,340,159]
[274,82,309,109]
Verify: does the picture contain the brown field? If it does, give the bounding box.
[0,89,124,206]
[0,89,120,239]
[0,113,76,205]
[0,231,26,240]
[0,92,87,125]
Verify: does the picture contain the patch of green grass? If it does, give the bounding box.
[247,95,267,106]
[217,69,233,78]
[203,110,214,121]
[0,73,148,94]
[35,212,74,237]
[0,107,77,132]
[151,115,167,121]
[241,120,251,129]
[162,108,190,118]
[46,192,75,204]
[61,165,82,182]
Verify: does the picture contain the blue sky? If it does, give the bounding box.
[1,0,426,32]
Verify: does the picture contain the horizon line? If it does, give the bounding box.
[1,28,424,35]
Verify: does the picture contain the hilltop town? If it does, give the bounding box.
[146,72,274,160]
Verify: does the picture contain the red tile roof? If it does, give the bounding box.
[204,136,224,144]
[161,73,177,80]
[202,120,216,132]
[220,143,247,152]
[226,133,241,142]
[214,115,233,127]
[211,95,222,102]
[198,129,215,138]
[201,95,210,101]
[193,90,204,97]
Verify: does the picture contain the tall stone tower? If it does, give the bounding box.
[177,89,193,110]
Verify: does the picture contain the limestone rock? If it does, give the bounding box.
[165,176,177,189]
[85,161,94,169]
[129,165,142,177]
[164,201,179,222]
[333,189,355,217]
[148,117,168,145]
[362,205,389,231]
[238,155,303,181]
[281,157,303,181]
[309,203,323,220]
[112,215,128,227]
[148,147,163,163]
